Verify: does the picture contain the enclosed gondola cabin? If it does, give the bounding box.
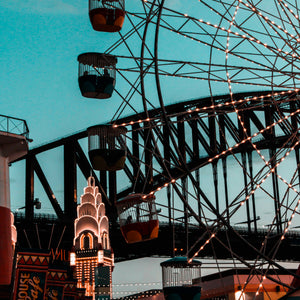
[89,0,125,32]
[87,125,127,171]
[161,257,202,300]
[78,53,117,99]
[116,193,159,244]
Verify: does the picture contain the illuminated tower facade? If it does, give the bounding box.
[71,176,114,299]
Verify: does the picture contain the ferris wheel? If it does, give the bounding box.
[77,0,300,296]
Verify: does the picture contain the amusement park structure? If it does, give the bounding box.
[5,0,300,299]
[70,175,114,299]
[12,90,300,261]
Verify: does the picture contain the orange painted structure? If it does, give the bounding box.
[89,0,125,32]
[199,268,298,300]
[117,194,159,243]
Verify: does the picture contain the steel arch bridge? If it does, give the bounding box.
[13,89,300,261]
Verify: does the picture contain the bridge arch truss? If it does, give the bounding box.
[13,89,300,264]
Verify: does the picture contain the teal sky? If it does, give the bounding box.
[0,0,230,148]
[1,1,126,147]
[2,0,300,294]
[3,0,300,225]
[1,3,170,292]
[2,0,300,274]
[2,0,299,147]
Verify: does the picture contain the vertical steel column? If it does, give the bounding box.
[144,127,153,192]
[247,151,257,233]
[239,112,251,232]
[244,112,258,233]
[100,171,107,198]
[109,171,117,207]
[25,154,34,221]
[163,123,174,256]
[64,141,77,221]
[265,106,282,234]
[132,123,140,192]
[219,115,230,224]
[191,114,201,224]
[241,152,251,232]
[163,124,172,227]
[177,115,188,252]
[209,114,219,213]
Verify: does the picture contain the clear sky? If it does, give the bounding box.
[3,0,300,235]
[0,0,231,148]
[1,1,121,147]
[0,0,193,148]
[1,0,215,213]
[0,1,195,293]
[1,0,298,148]
[3,0,300,227]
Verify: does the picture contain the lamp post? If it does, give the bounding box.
[16,198,41,211]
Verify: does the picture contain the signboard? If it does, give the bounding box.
[14,270,47,300]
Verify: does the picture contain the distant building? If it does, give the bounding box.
[113,289,164,300]
[278,265,300,300]
[71,176,114,299]
[197,268,298,300]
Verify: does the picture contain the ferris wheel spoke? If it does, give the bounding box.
[116,58,300,90]
[75,0,300,290]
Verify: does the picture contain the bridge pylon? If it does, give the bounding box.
[0,115,29,286]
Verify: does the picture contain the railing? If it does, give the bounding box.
[14,212,58,223]
[13,213,300,239]
[0,114,30,139]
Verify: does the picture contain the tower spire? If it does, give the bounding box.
[70,175,114,299]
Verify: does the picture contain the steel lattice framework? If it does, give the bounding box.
[13,90,300,262]
[7,0,300,296]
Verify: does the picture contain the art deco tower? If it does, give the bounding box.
[71,176,114,299]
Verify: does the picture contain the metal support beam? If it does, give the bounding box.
[177,115,188,252]
[163,124,172,228]
[209,115,219,213]
[191,115,202,224]
[265,106,282,234]
[64,141,77,222]
[144,127,153,192]
[25,155,34,222]
[32,156,64,219]
[239,112,251,233]
[219,115,230,224]
[132,123,141,192]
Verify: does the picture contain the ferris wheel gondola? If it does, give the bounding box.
[87,125,127,171]
[89,0,125,32]
[77,53,117,99]
[116,193,159,244]
[77,0,300,296]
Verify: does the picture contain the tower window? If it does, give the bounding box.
[102,232,108,249]
[84,235,90,249]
